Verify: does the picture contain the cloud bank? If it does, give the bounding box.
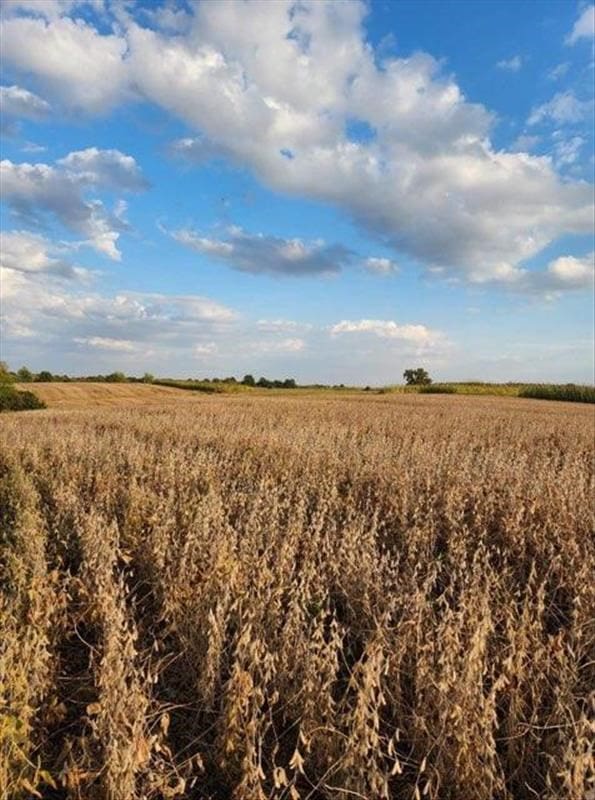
[0,0,592,289]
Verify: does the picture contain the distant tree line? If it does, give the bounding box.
[7,366,300,388]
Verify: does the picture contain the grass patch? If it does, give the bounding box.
[418,384,457,394]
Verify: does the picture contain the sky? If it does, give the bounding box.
[0,0,594,384]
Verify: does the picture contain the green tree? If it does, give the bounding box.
[106,372,127,383]
[17,366,33,382]
[0,362,14,384]
[142,373,154,383]
[403,367,432,386]
[242,374,256,386]
[36,370,54,382]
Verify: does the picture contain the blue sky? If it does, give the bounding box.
[0,0,593,384]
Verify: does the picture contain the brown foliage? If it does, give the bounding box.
[1,394,594,799]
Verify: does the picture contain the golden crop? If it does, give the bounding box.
[1,393,594,800]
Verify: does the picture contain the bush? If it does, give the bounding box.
[0,362,14,384]
[419,384,457,394]
[0,385,46,412]
[519,384,595,404]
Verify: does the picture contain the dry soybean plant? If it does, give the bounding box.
[1,394,594,800]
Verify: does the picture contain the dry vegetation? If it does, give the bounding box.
[14,382,206,409]
[1,393,594,800]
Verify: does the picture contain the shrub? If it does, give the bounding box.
[0,362,14,384]
[0,385,46,412]
[519,384,595,404]
[419,384,457,394]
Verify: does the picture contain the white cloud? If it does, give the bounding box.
[0,84,51,119]
[0,0,593,288]
[74,336,136,352]
[552,135,585,167]
[193,342,217,356]
[566,5,595,45]
[256,319,312,332]
[510,134,541,153]
[0,229,91,280]
[0,150,146,259]
[330,319,443,347]
[251,337,306,353]
[21,141,48,153]
[167,136,225,164]
[547,253,593,285]
[0,263,237,356]
[363,256,399,275]
[172,226,352,276]
[535,252,594,294]
[547,62,570,81]
[0,12,128,113]
[489,252,594,297]
[496,55,523,72]
[57,148,149,192]
[0,1,79,19]
[528,91,594,125]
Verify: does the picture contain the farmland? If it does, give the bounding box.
[1,392,594,800]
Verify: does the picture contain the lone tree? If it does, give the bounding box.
[403,367,432,386]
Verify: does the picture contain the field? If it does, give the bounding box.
[15,382,207,409]
[1,392,594,800]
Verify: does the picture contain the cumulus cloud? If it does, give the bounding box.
[0,84,51,119]
[496,55,523,72]
[517,253,594,296]
[172,226,352,276]
[0,11,128,113]
[363,257,399,275]
[566,5,595,45]
[0,229,92,280]
[57,148,149,191]
[1,0,593,289]
[330,319,443,347]
[0,149,147,258]
[528,91,594,126]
